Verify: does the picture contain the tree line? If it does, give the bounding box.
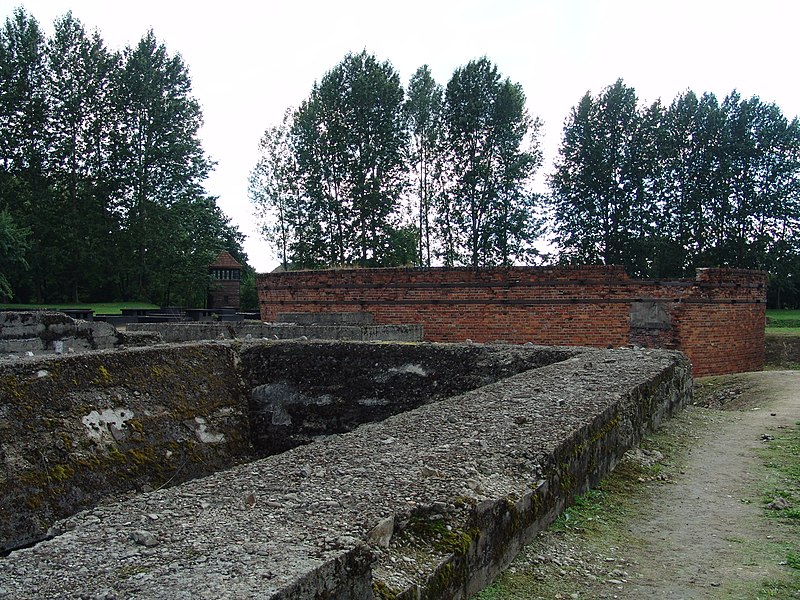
[2,8,797,308]
[251,56,800,307]
[549,80,800,308]
[0,8,246,305]
[249,53,542,270]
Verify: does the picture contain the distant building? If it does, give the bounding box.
[208,251,242,310]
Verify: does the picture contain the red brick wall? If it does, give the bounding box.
[256,266,766,377]
[208,280,240,310]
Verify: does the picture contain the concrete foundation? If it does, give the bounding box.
[0,311,119,354]
[126,321,423,343]
[0,340,691,598]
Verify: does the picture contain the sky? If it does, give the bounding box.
[3,0,799,272]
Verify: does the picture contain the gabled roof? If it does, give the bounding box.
[209,250,242,269]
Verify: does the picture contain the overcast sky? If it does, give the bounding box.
[3,0,798,271]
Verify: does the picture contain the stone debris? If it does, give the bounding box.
[766,497,791,510]
[367,516,395,548]
[130,530,159,547]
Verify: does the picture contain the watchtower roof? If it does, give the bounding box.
[210,251,241,269]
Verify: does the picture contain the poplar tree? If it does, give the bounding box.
[548,79,655,274]
[109,29,214,301]
[405,65,443,266]
[45,12,117,301]
[0,210,29,300]
[289,51,410,266]
[549,81,800,307]
[442,57,541,267]
[0,8,48,300]
[249,110,321,270]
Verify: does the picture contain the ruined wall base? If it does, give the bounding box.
[0,344,691,598]
[0,343,250,553]
[127,321,423,343]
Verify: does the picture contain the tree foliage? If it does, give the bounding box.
[549,80,657,274]
[291,51,410,266]
[251,54,543,270]
[0,210,30,300]
[442,58,542,267]
[548,80,800,306]
[249,110,299,270]
[0,8,245,305]
[405,65,443,267]
[109,29,222,303]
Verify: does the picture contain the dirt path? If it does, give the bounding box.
[480,370,800,599]
[613,370,800,599]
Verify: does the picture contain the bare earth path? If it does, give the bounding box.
[480,370,800,599]
[613,371,800,599]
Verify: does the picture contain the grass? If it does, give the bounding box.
[0,302,158,315]
[767,310,800,331]
[767,328,800,336]
[475,409,800,600]
[742,421,800,599]
[766,309,800,322]
[475,417,695,600]
[766,310,800,336]
[766,327,800,336]
[759,422,800,528]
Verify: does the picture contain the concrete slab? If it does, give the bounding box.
[0,347,690,599]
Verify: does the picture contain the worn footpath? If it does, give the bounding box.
[483,370,800,599]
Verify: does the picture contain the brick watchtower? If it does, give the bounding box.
[208,251,242,310]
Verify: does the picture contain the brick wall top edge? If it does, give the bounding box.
[693,268,768,286]
[256,265,630,282]
[257,265,767,283]
[256,266,766,288]
[258,265,628,278]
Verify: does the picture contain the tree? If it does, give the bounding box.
[0,7,47,175]
[145,195,245,306]
[289,51,409,266]
[43,12,118,301]
[719,93,800,268]
[549,81,800,300]
[0,9,247,305]
[0,8,48,301]
[0,210,30,300]
[249,109,312,269]
[656,91,726,275]
[548,79,656,275]
[109,29,214,301]
[720,93,800,307]
[405,65,443,266]
[442,57,542,267]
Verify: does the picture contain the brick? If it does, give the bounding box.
[257,266,766,376]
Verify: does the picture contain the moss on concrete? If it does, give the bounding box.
[0,343,252,552]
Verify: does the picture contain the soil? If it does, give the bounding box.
[486,370,800,599]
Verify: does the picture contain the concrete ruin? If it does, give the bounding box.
[0,311,159,355]
[0,337,691,598]
[126,320,422,344]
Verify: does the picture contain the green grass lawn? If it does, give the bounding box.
[766,309,800,335]
[767,309,800,323]
[767,327,800,336]
[0,302,159,315]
